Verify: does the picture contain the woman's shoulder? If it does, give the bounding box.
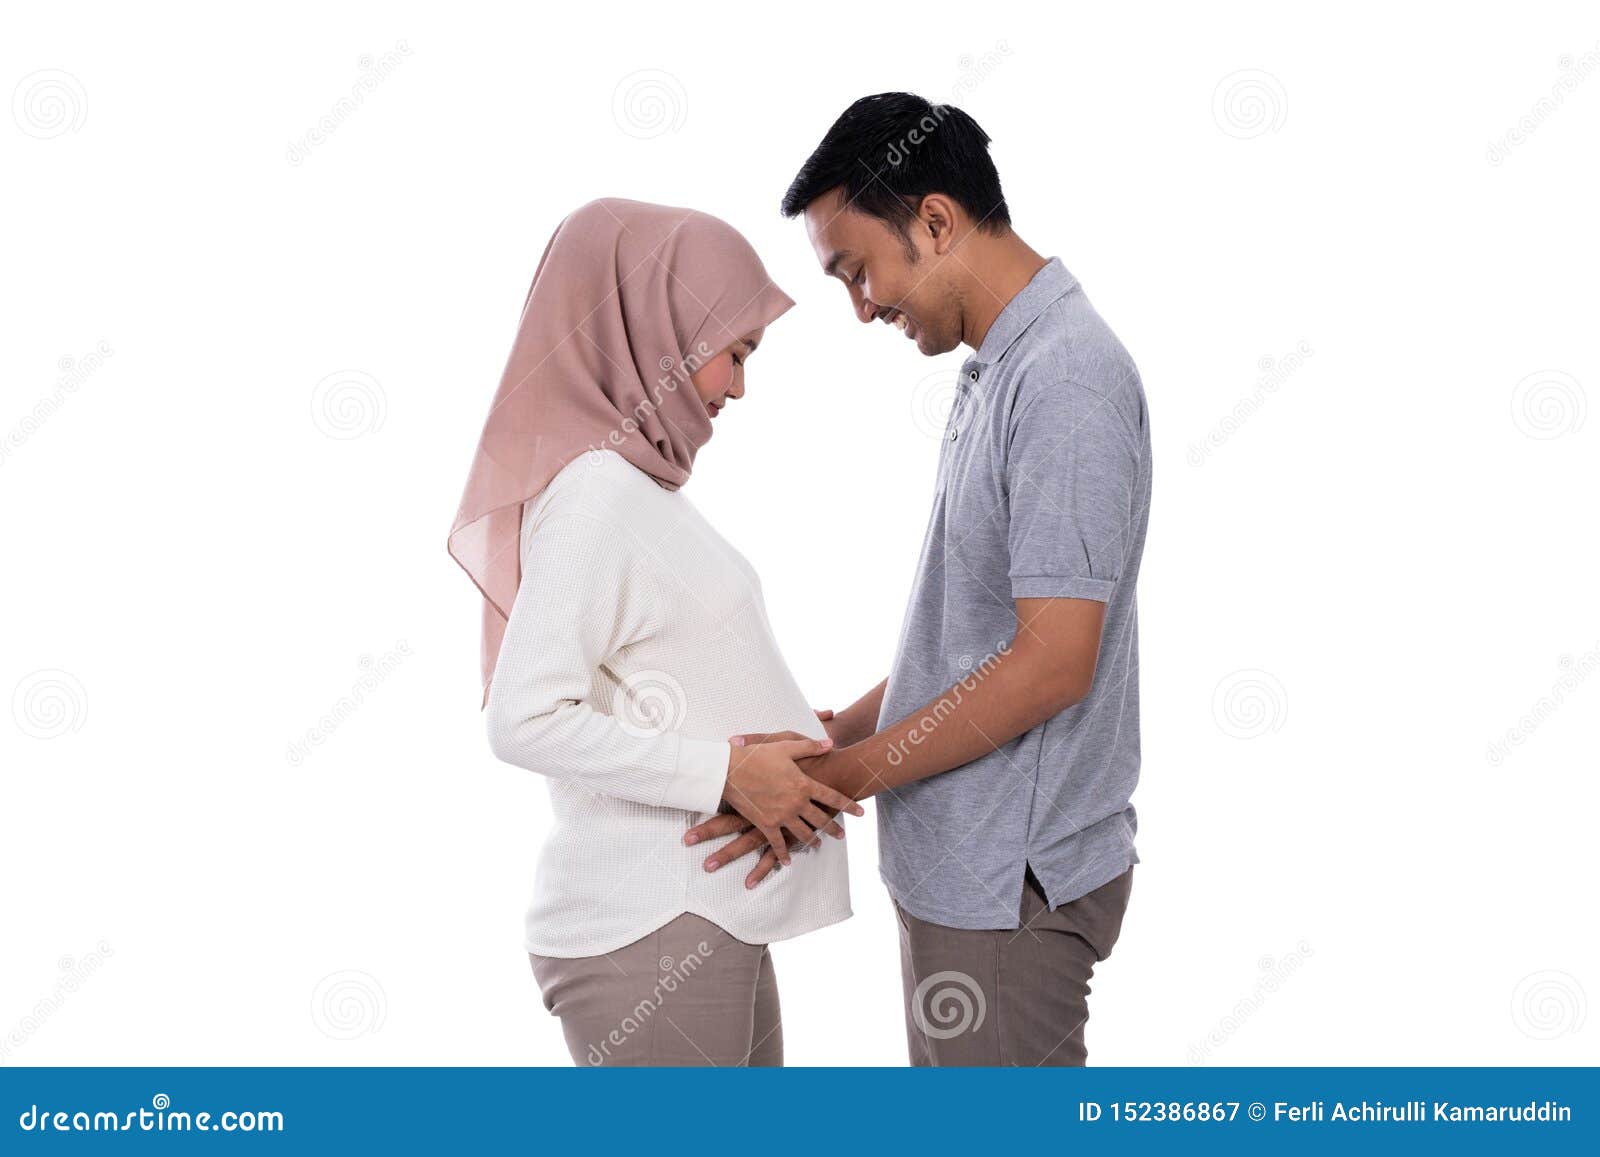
[543,448,665,506]
[522,449,670,538]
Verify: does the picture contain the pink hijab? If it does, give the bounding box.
[448,198,795,706]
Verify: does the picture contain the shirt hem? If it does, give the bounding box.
[524,903,853,959]
[879,854,1134,931]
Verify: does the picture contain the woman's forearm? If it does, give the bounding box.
[486,695,730,815]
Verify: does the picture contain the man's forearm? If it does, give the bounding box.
[827,678,888,746]
[810,628,1095,800]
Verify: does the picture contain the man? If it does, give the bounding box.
[686,92,1152,1066]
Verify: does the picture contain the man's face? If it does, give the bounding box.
[803,188,963,356]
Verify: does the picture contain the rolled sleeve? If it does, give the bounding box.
[1006,378,1140,603]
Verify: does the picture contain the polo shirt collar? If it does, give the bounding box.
[968,256,1078,368]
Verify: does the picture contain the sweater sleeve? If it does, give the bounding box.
[484,510,731,814]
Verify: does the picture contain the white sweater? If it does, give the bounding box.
[486,449,851,957]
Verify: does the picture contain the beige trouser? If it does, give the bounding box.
[528,912,782,1067]
[895,865,1134,1066]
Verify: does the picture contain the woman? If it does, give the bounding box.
[448,198,860,1067]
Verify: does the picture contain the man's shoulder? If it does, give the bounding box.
[1010,287,1142,401]
[988,288,1145,449]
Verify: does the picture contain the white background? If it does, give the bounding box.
[3,1,1597,1067]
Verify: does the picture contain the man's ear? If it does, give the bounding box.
[917,194,960,256]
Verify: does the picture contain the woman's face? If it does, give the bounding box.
[689,327,765,420]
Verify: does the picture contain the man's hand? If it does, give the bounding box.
[813,683,887,748]
[684,809,840,889]
[814,708,848,746]
[690,809,825,888]
[713,735,863,868]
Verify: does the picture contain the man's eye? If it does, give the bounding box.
[852,268,865,287]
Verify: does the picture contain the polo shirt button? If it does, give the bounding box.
[949,429,958,440]
[968,371,979,381]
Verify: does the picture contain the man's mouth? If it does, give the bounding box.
[878,307,914,337]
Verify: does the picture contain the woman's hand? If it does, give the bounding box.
[700,733,862,871]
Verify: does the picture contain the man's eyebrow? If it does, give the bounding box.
[822,250,855,278]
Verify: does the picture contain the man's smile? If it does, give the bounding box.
[877,306,914,338]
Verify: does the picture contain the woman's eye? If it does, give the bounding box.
[730,353,743,367]
[852,268,865,287]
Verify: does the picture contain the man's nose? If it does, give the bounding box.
[850,286,877,325]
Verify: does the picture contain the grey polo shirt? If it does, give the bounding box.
[875,257,1152,930]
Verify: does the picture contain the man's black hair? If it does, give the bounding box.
[780,92,1011,248]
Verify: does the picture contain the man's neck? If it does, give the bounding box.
[956,230,1049,352]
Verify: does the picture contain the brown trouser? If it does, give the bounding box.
[528,913,781,1067]
[895,865,1134,1066]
